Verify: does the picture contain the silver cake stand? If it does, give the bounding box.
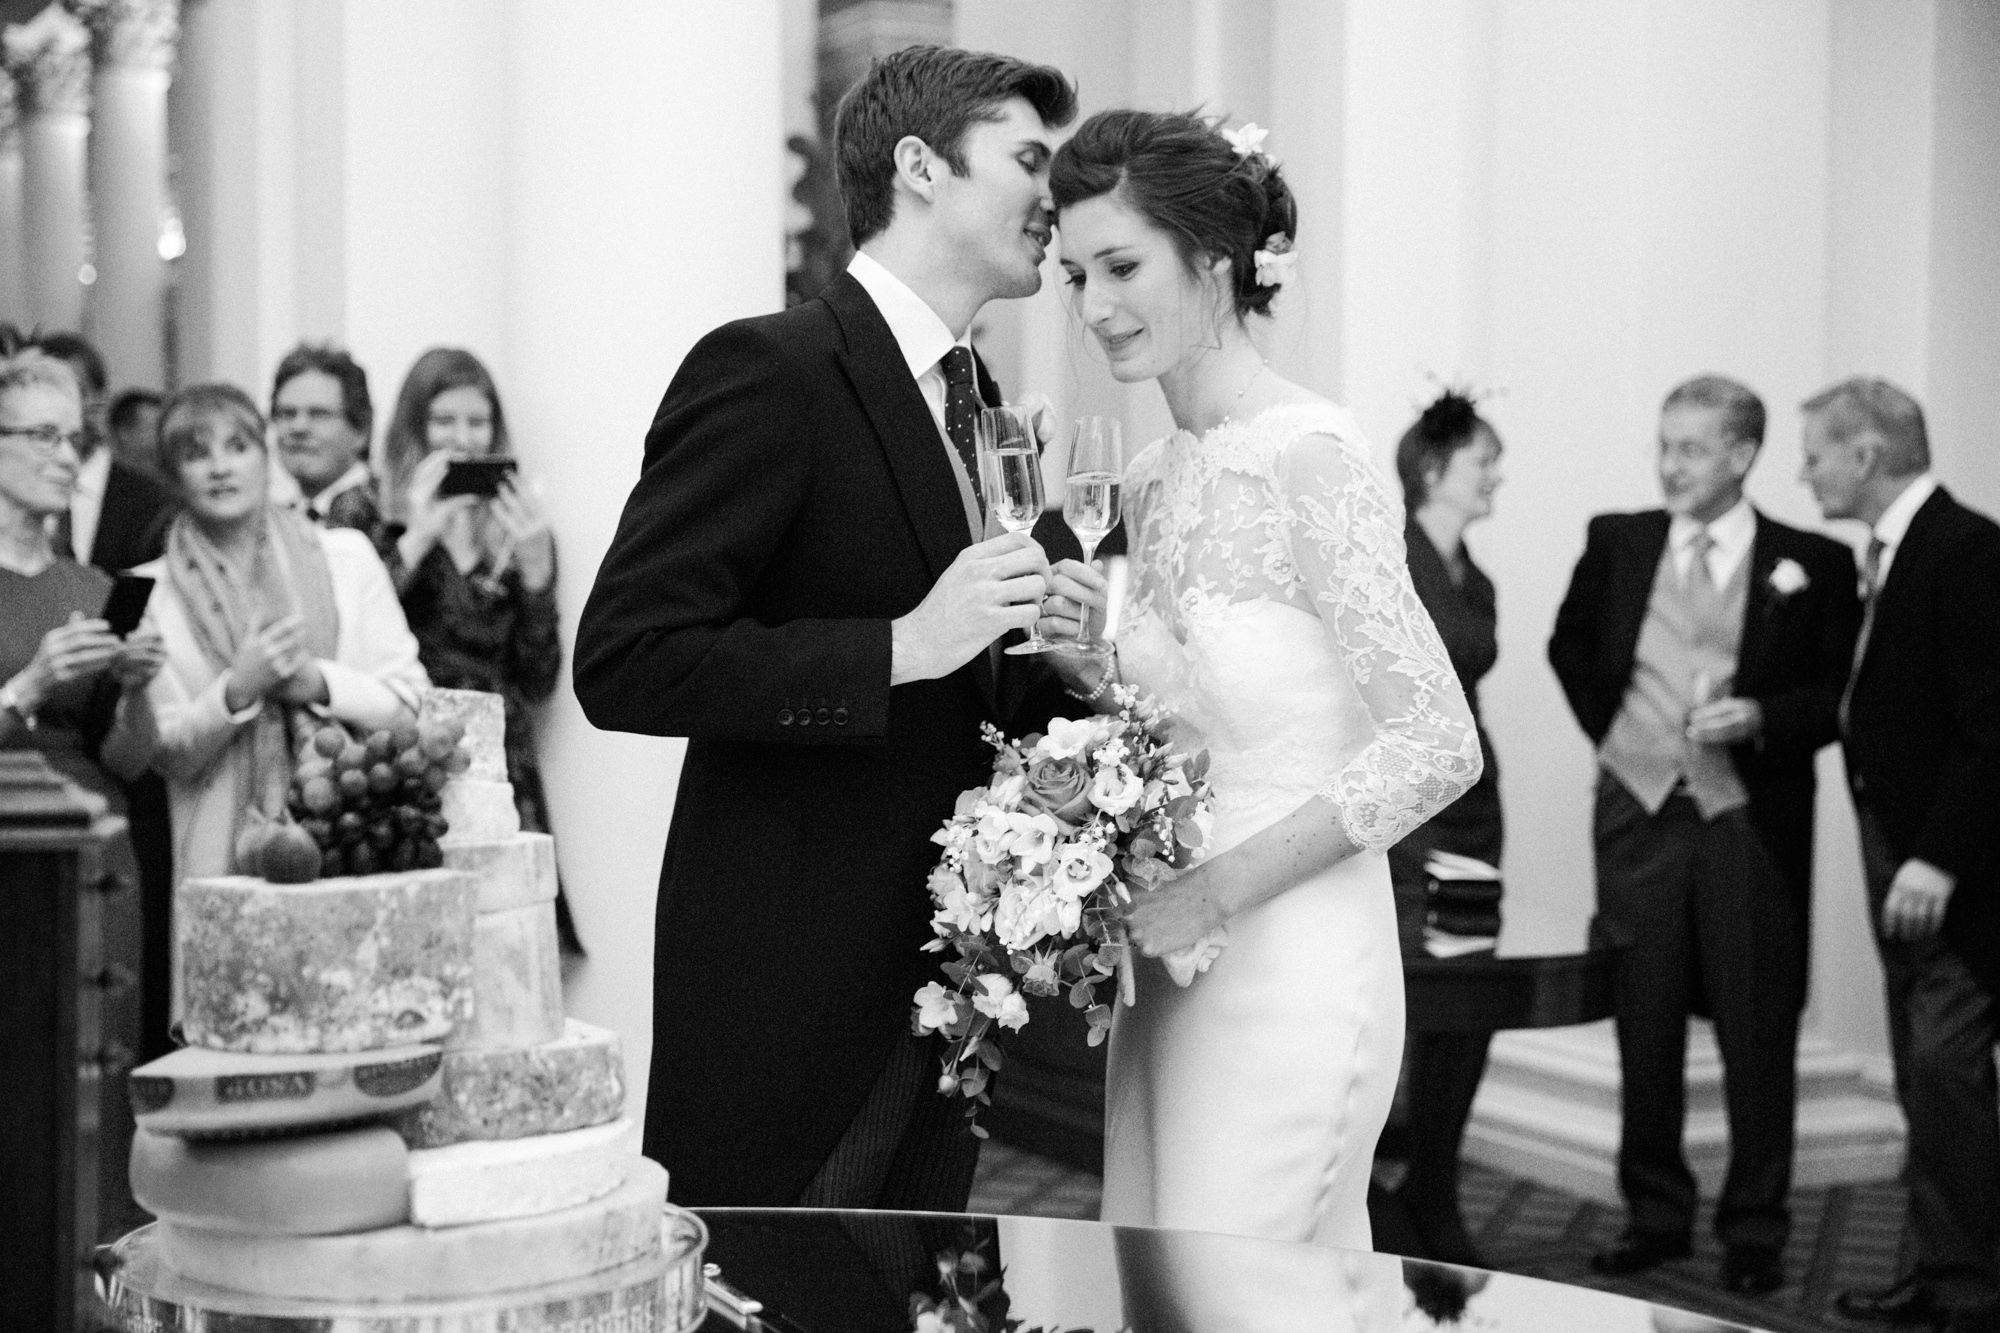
[97,1208,710,1332]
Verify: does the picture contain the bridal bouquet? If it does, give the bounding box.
[912,688,1213,1130]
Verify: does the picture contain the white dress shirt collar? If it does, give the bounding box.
[1872,472,1938,552]
[847,251,967,383]
[306,461,373,518]
[68,445,113,565]
[1669,495,1755,585]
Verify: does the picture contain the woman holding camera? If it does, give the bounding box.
[382,348,579,955]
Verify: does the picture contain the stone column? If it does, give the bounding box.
[73,0,177,389]
[0,75,27,325]
[2,5,92,333]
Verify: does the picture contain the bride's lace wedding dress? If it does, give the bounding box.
[1103,401,1481,1249]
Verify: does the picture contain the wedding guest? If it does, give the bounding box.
[107,387,165,478]
[140,384,425,885]
[1375,388,1506,1266]
[0,345,164,878]
[0,344,166,1232]
[1548,376,1858,1296]
[31,332,177,574]
[269,343,387,547]
[1800,378,1999,1333]
[381,347,581,955]
[31,333,181,1060]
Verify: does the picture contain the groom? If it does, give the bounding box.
[574,46,1077,1210]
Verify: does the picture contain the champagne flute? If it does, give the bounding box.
[976,405,1054,655]
[1063,416,1124,653]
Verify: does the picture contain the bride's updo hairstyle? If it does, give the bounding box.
[1050,109,1298,319]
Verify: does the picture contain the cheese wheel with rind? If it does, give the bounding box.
[154,1157,669,1301]
[439,831,556,913]
[131,1125,410,1235]
[439,777,520,840]
[407,1117,640,1227]
[129,1043,441,1138]
[448,899,562,1051]
[392,1018,622,1148]
[178,870,476,1054]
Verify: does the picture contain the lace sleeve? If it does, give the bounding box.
[1277,431,1482,850]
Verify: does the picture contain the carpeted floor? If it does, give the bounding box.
[970,1140,1911,1333]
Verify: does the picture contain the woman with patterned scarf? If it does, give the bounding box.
[140,383,427,889]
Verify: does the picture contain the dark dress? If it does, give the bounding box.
[1388,518,1504,947]
[1,560,124,805]
[1373,516,1505,1267]
[393,538,582,954]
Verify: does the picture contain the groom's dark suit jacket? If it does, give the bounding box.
[1842,485,2000,994]
[1548,508,1860,969]
[575,271,1077,1205]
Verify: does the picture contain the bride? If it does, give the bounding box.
[1040,109,1483,1250]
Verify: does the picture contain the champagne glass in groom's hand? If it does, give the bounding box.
[978,405,1056,655]
[1062,416,1123,653]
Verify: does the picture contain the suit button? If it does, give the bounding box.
[778,708,794,726]
[833,707,849,726]
[814,707,831,726]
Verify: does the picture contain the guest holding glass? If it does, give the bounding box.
[381,348,580,956]
[139,384,426,884]
[1371,388,1505,1266]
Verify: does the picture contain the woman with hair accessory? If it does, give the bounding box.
[380,347,579,956]
[1038,110,1481,1249]
[138,383,426,886]
[1372,388,1507,1266]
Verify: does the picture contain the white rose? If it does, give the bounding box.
[1090,765,1145,816]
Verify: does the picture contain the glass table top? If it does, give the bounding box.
[694,1208,1773,1333]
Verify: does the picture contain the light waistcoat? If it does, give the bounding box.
[1599,543,1749,818]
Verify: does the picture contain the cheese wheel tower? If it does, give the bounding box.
[125,688,671,1309]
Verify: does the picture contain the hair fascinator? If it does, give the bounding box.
[1222,121,1273,161]
[1253,233,1297,288]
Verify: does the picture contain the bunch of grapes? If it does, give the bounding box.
[286,716,468,877]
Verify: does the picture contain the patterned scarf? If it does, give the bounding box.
[165,503,340,867]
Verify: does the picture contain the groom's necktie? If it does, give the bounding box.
[939,346,985,514]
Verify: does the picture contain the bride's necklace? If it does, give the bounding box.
[1211,361,1268,433]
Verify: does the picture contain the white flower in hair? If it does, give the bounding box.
[1223,122,1271,160]
[1253,233,1297,288]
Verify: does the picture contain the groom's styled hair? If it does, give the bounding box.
[834,44,1075,249]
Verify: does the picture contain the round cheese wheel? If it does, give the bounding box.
[131,1125,410,1235]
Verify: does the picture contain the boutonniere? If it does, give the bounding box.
[1767,558,1810,597]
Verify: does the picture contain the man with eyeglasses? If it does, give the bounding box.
[1549,375,1860,1297]
[30,331,176,576]
[269,342,388,552]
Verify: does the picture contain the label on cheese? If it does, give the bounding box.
[407,1118,641,1227]
[155,1156,670,1301]
[130,1044,441,1138]
[132,1125,410,1235]
[178,870,476,1054]
[394,1018,622,1148]
[440,778,520,840]
[448,900,562,1052]
[439,831,557,913]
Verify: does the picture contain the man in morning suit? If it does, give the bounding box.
[574,46,1078,1210]
[1549,376,1860,1296]
[1800,379,2000,1333]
